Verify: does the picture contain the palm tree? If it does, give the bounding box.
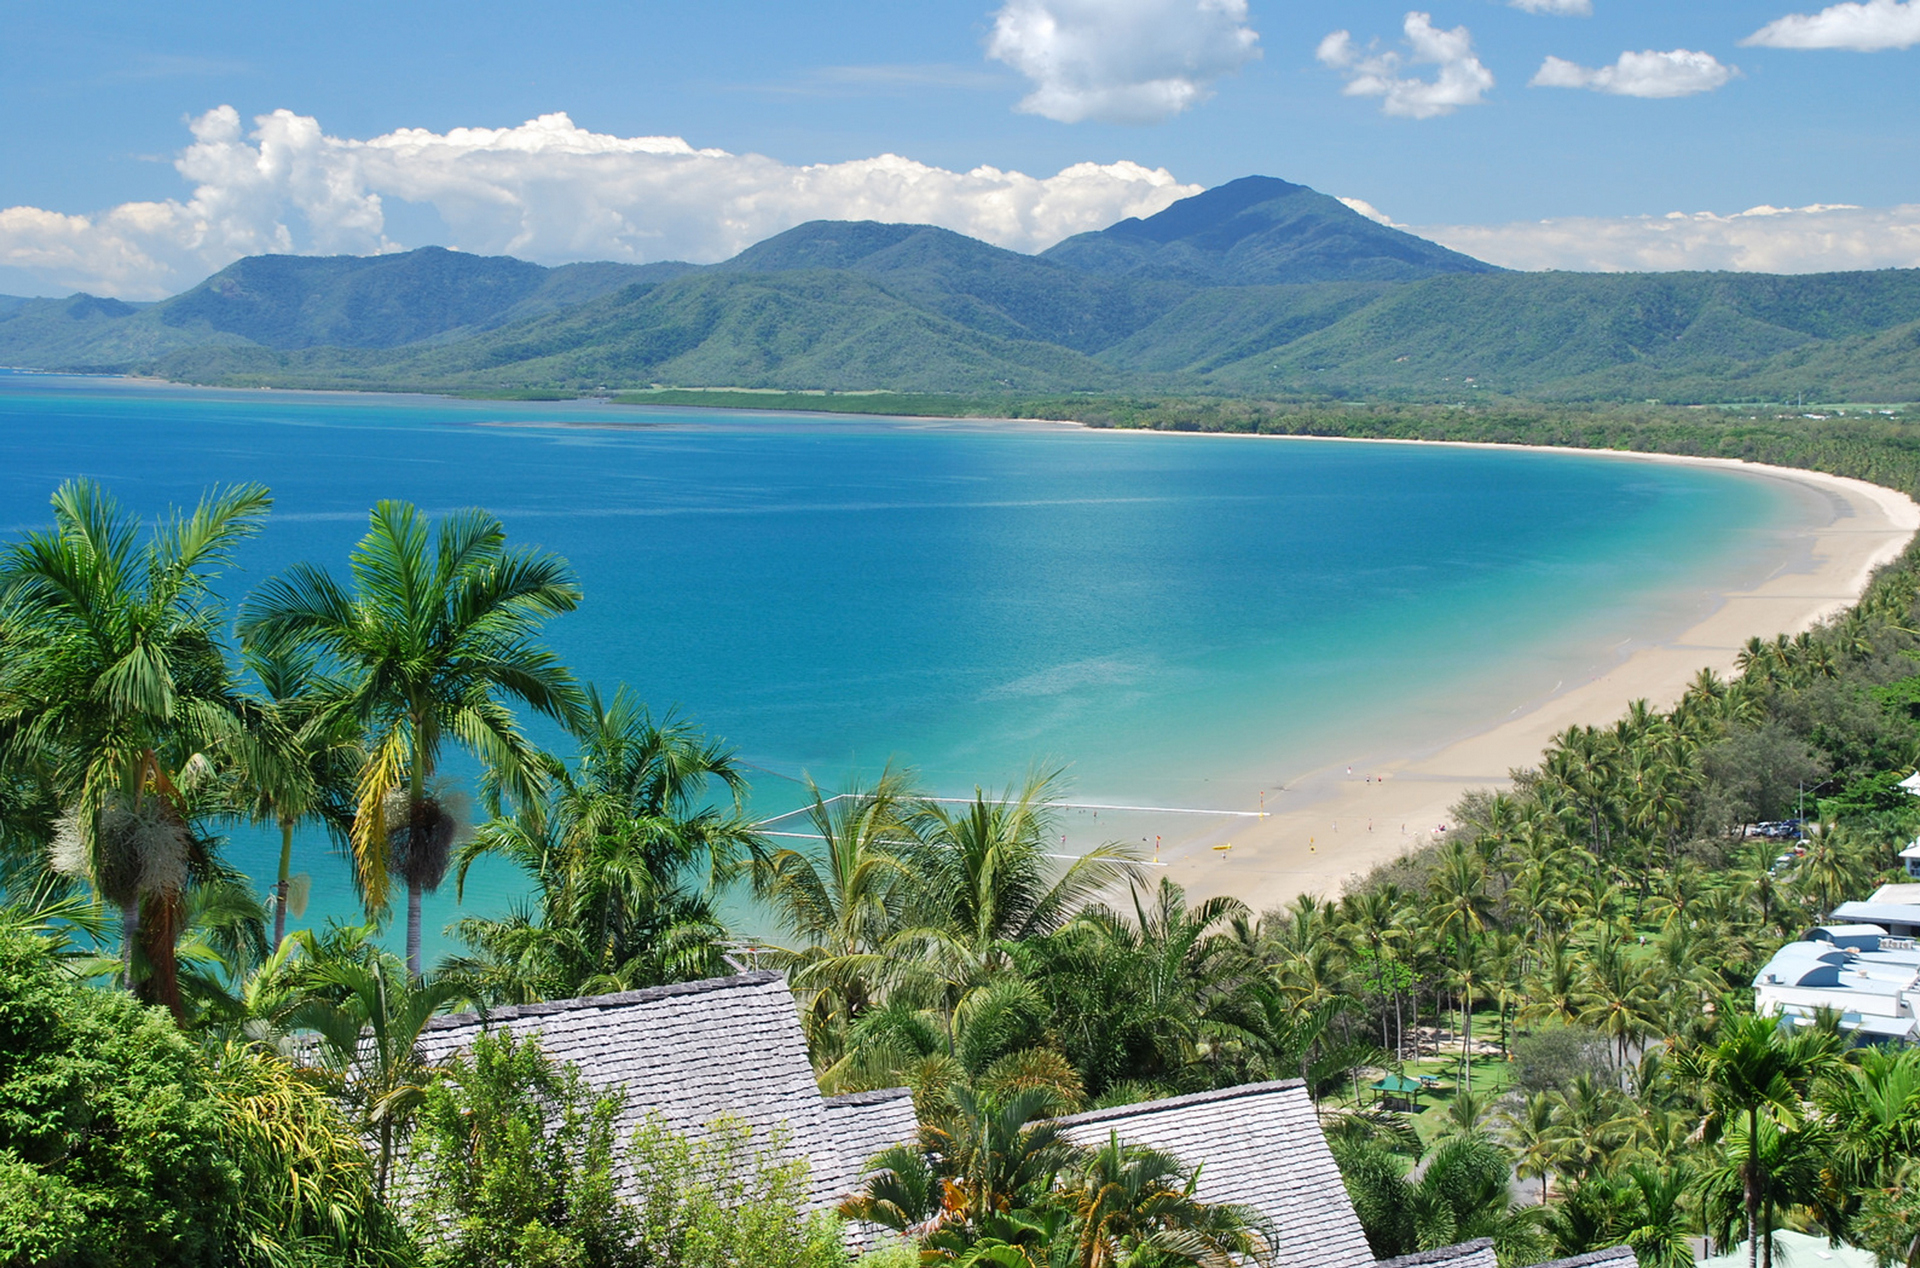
[448,687,758,1002]
[0,478,271,1016]
[896,770,1143,1017]
[923,1083,1076,1231]
[1575,926,1661,1066]
[239,501,583,977]
[232,646,361,946]
[1059,1133,1272,1267]
[756,766,917,1060]
[1817,1046,1920,1237]
[1678,1013,1841,1268]
[289,938,463,1198]
[1498,1090,1570,1204]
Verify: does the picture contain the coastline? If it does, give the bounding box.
[1148,443,1920,913]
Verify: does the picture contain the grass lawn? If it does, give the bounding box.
[1329,1012,1522,1147]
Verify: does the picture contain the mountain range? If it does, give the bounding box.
[3,175,1918,403]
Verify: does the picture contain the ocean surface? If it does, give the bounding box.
[0,374,1810,958]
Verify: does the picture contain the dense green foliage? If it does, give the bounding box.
[0,928,406,1267]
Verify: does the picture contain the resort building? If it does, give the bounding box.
[1752,924,1920,1041]
[1831,882,1920,938]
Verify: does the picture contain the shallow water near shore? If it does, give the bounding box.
[0,374,1812,957]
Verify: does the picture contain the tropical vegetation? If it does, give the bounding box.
[15,468,1920,1265]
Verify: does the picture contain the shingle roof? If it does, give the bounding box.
[1053,1080,1374,1268]
[823,1088,919,1175]
[415,971,871,1211]
[1538,1249,1639,1268]
[1377,1239,1497,1268]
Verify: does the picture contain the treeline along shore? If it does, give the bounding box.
[14,395,1920,1267]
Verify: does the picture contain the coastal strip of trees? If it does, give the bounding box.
[10,455,1920,1264]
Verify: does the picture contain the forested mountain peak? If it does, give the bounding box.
[1041,174,1500,286]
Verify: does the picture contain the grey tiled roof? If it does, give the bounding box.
[1537,1249,1638,1268]
[823,1088,919,1175]
[1054,1080,1375,1268]
[1377,1239,1498,1268]
[415,972,867,1211]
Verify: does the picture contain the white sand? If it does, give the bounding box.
[1152,444,1920,913]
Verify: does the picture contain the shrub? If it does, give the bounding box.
[401,1029,637,1268]
[627,1114,849,1268]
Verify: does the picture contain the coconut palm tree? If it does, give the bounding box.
[1498,1090,1571,1204]
[1058,1132,1273,1267]
[755,766,917,1059]
[894,770,1142,1015]
[231,646,361,947]
[0,478,270,1016]
[446,686,758,1001]
[239,501,583,977]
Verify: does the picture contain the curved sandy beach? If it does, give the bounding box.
[1152,445,1920,913]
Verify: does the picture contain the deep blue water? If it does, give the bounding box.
[0,375,1804,956]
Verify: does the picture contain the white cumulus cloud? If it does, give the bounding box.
[1744,0,1920,50]
[1531,48,1738,96]
[1511,0,1592,14]
[985,0,1260,124]
[0,108,1200,299]
[1414,203,1920,272]
[1317,12,1495,119]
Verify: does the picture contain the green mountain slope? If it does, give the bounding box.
[718,220,1187,352]
[0,248,685,369]
[1188,269,1920,399]
[1042,176,1499,286]
[152,270,1119,394]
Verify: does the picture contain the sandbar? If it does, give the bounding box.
[1151,444,1920,912]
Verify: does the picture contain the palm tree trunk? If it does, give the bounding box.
[406,726,426,980]
[274,817,294,947]
[406,879,424,979]
[1747,1105,1761,1268]
[120,895,140,989]
[1463,983,1473,1091]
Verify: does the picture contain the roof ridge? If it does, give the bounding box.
[822,1088,915,1108]
[1052,1079,1307,1127]
[421,970,786,1033]
[1537,1247,1637,1268]
[1378,1238,1496,1267]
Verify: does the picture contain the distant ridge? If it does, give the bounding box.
[1042,175,1499,286]
[5,176,1920,403]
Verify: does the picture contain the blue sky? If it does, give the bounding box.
[5,0,1919,295]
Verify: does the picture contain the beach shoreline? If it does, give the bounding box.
[1142,441,1920,914]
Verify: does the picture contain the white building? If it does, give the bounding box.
[1753,925,1920,1042]
[1832,882,1920,938]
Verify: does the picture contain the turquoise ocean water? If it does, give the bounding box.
[0,375,1809,957]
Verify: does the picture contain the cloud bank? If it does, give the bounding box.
[1317,12,1495,119]
[0,108,1199,299]
[1511,0,1592,14]
[1745,0,1920,50]
[1531,48,1738,97]
[1414,203,1920,273]
[986,0,1260,124]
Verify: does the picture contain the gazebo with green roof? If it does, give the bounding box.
[1368,1073,1427,1112]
